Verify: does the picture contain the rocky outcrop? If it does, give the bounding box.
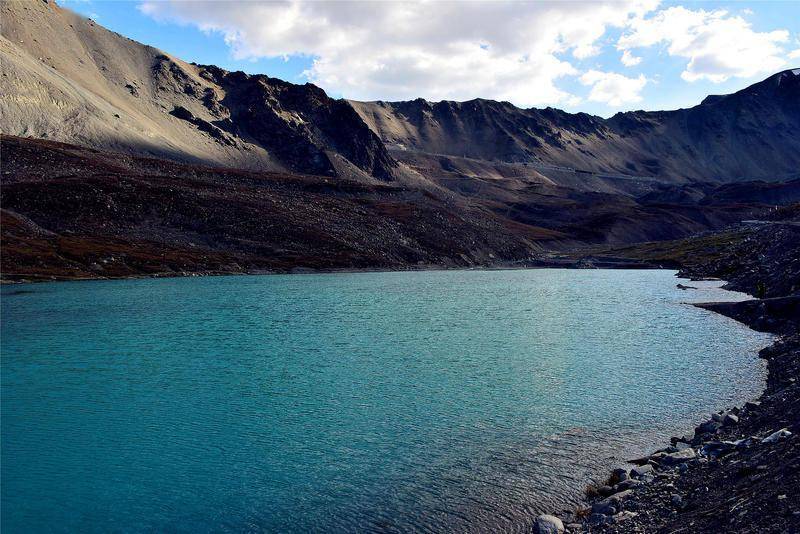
[596,215,800,295]
[679,224,800,299]
[697,296,800,336]
[197,68,397,179]
[168,105,236,146]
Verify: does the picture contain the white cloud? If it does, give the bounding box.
[580,70,647,106]
[790,49,800,60]
[620,49,642,67]
[563,95,584,108]
[138,0,658,107]
[618,6,789,83]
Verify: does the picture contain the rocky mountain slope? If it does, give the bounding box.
[352,69,800,184]
[0,0,397,180]
[0,135,552,281]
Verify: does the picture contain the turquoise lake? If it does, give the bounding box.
[1,269,772,533]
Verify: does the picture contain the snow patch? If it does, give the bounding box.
[792,68,800,75]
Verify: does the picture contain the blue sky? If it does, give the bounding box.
[62,0,799,117]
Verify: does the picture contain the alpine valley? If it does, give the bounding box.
[2,0,800,280]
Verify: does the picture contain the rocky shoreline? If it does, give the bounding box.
[534,223,800,533]
[0,260,662,285]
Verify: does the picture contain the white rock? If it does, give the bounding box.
[763,428,792,443]
[661,448,696,466]
[533,514,564,534]
[630,464,653,478]
[723,413,739,426]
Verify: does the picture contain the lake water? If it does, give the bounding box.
[1,269,772,533]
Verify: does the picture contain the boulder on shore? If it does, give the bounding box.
[763,428,792,443]
[611,467,629,484]
[592,489,634,515]
[614,479,641,491]
[661,448,697,466]
[695,420,721,435]
[630,464,654,478]
[533,514,564,534]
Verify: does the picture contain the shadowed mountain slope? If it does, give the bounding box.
[0,135,550,280]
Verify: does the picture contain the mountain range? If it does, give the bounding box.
[2,0,799,279]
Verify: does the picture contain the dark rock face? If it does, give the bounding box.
[199,68,397,180]
[169,106,235,146]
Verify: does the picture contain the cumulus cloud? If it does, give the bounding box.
[790,49,800,60]
[620,50,642,67]
[618,6,789,83]
[580,70,647,106]
[139,0,658,107]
